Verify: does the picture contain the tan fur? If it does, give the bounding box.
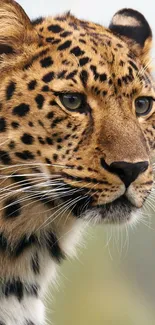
[0,2,154,324]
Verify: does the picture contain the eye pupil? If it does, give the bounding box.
[135,97,153,116]
[59,93,83,110]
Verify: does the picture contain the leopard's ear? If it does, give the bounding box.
[0,0,38,55]
[109,8,152,65]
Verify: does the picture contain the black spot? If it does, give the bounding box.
[57,40,72,51]
[15,151,34,160]
[50,100,57,106]
[119,60,124,66]
[13,103,30,117]
[53,154,58,161]
[6,81,16,100]
[35,94,45,109]
[45,158,51,164]
[79,39,86,44]
[58,70,67,79]
[66,70,77,80]
[8,141,15,149]
[28,121,34,127]
[100,73,107,82]
[52,39,61,45]
[2,279,24,301]
[38,120,44,127]
[28,80,37,90]
[40,56,53,68]
[21,133,34,145]
[46,111,54,119]
[51,117,64,128]
[42,85,49,92]
[31,252,40,275]
[128,60,138,71]
[102,90,107,96]
[23,49,49,70]
[11,121,19,129]
[70,46,85,56]
[38,136,45,145]
[79,57,90,66]
[80,70,88,88]
[0,150,11,164]
[46,232,64,262]
[60,31,72,37]
[117,78,122,87]
[0,117,6,132]
[14,234,38,257]
[42,72,54,83]
[46,37,54,43]
[46,137,53,145]
[48,24,64,33]
[4,198,21,218]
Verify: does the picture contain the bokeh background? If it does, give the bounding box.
[18,1,155,324]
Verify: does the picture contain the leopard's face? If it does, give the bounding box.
[0,2,154,225]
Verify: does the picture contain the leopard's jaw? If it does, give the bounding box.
[0,1,154,324]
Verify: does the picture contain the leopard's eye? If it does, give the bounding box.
[135,97,153,116]
[59,93,83,111]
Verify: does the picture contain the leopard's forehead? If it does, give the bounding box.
[31,14,153,97]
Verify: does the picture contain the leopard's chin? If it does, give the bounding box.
[82,195,139,225]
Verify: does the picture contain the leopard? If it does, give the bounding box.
[0,0,154,324]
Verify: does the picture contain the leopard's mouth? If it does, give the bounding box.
[57,181,138,224]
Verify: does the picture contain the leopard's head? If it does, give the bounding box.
[0,1,154,225]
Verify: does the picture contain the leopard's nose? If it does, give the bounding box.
[101,159,148,188]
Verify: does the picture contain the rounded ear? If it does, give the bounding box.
[109,8,152,64]
[0,0,38,55]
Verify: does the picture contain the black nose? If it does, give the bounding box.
[101,159,148,188]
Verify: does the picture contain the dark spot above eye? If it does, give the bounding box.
[4,198,21,218]
[0,117,6,132]
[21,133,34,145]
[70,46,85,56]
[48,24,64,33]
[13,103,30,117]
[35,94,45,109]
[40,56,53,68]
[57,40,72,51]
[6,81,16,100]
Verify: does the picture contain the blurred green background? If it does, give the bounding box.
[46,209,155,325]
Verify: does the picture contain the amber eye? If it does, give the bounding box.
[59,93,83,111]
[135,97,153,116]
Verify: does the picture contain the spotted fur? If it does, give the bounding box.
[0,1,154,324]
